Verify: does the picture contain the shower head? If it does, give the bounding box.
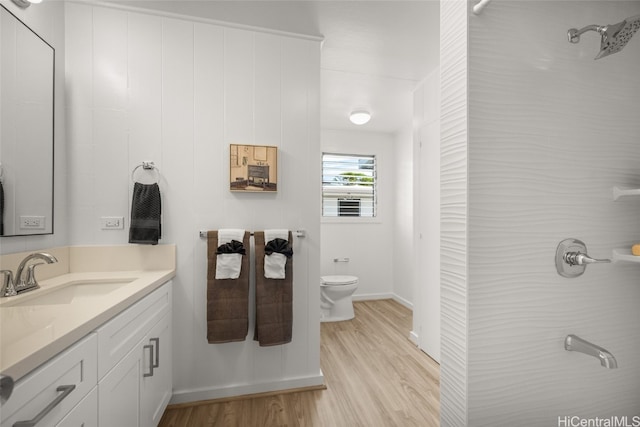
[568,13,640,59]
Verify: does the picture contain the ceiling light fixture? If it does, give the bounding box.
[349,110,371,125]
[11,0,41,8]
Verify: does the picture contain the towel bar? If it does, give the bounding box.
[199,230,305,238]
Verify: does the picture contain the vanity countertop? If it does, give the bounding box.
[0,269,175,381]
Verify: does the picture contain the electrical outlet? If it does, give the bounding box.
[100,216,125,230]
[20,216,45,229]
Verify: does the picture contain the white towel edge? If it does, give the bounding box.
[218,229,245,245]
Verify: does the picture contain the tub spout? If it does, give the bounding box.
[565,334,618,369]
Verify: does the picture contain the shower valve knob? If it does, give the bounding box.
[555,238,611,278]
[563,252,610,266]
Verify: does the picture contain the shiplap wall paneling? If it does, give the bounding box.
[64,3,322,403]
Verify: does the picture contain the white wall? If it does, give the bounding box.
[65,3,322,402]
[442,1,640,424]
[393,125,414,307]
[321,129,397,301]
[0,0,67,254]
[412,70,441,362]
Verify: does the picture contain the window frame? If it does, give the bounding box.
[321,152,377,221]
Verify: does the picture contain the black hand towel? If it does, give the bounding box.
[216,240,247,255]
[265,238,293,258]
[129,182,161,245]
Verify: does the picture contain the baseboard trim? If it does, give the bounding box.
[409,330,419,346]
[169,373,325,406]
[168,384,327,409]
[352,292,393,301]
[392,294,413,310]
[353,293,414,311]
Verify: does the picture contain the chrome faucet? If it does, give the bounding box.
[0,252,58,297]
[565,334,618,369]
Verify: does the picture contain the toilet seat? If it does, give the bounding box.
[321,275,358,286]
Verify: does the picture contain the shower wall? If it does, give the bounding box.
[439,0,469,424]
[444,0,640,424]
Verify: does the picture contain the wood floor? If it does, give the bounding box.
[159,299,440,426]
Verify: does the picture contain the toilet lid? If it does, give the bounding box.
[321,275,358,286]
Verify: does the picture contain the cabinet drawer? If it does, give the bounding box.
[0,334,97,427]
[96,281,171,380]
[56,386,97,427]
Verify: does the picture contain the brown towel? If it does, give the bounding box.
[253,231,293,346]
[207,230,250,343]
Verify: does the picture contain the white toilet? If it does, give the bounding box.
[320,275,358,322]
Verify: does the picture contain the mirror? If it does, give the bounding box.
[0,4,54,236]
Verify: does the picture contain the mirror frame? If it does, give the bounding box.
[0,3,55,237]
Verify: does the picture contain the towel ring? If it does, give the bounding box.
[131,161,161,183]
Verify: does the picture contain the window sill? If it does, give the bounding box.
[321,216,382,225]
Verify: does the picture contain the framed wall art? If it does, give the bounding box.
[229,144,278,192]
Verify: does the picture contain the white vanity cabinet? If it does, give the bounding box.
[0,280,173,427]
[97,282,172,427]
[0,334,98,427]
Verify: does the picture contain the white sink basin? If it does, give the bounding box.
[0,279,133,353]
[1,279,136,308]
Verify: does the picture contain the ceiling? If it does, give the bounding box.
[110,1,441,134]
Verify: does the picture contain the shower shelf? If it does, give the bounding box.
[612,249,640,263]
[611,187,640,263]
[613,187,640,201]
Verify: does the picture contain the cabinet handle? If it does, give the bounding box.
[143,344,154,377]
[150,337,160,369]
[13,384,76,427]
[1,374,14,404]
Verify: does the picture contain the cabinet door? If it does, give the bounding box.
[98,342,143,427]
[96,283,171,380]
[140,312,172,427]
[56,387,98,427]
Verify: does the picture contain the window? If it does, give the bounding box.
[322,153,376,217]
